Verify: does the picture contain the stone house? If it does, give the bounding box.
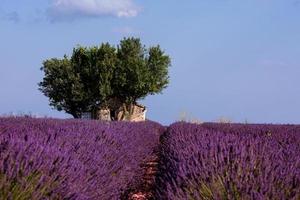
[81,99,147,122]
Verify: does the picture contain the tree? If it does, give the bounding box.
[38,56,88,118]
[113,38,171,119]
[70,43,117,109]
[39,37,171,120]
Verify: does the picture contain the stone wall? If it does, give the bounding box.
[129,104,147,122]
[81,112,92,119]
[115,104,146,122]
[95,108,111,121]
[81,102,147,122]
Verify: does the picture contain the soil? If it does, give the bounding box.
[125,155,159,200]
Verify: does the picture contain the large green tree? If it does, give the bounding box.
[39,37,171,119]
[39,56,88,118]
[71,43,117,109]
[113,38,171,118]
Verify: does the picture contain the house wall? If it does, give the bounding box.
[81,104,147,122]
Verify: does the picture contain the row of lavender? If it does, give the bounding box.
[155,122,300,200]
[0,117,164,199]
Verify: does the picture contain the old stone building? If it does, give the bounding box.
[81,99,147,122]
[115,104,147,122]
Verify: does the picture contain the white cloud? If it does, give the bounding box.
[48,0,140,21]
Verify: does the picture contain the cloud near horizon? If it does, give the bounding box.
[48,0,140,21]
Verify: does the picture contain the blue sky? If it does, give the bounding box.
[1,0,300,125]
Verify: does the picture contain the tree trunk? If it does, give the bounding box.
[72,114,80,119]
[71,111,81,119]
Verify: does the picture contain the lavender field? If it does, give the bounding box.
[155,122,300,200]
[0,117,300,200]
[0,117,163,199]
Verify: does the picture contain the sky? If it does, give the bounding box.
[1,0,300,125]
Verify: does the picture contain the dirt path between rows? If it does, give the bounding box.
[127,154,159,200]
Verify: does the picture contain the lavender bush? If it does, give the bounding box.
[0,117,164,199]
[155,122,300,200]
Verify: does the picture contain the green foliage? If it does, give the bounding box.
[185,176,239,200]
[0,170,60,200]
[39,37,171,118]
[114,38,171,103]
[71,43,117,108]
[39,56,87,118]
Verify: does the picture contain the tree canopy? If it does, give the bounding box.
[39,37,171,119]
